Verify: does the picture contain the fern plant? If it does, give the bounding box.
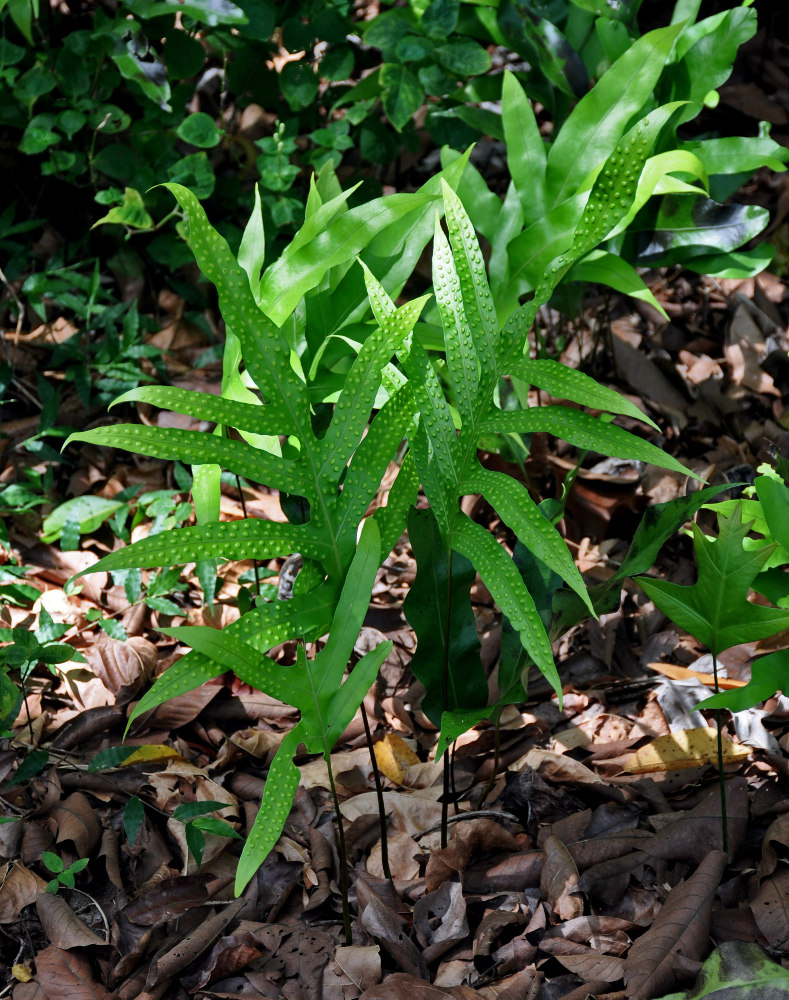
[366,107,701,787]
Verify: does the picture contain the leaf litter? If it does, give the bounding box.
[5,198,789,1000]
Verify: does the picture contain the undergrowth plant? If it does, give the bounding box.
[65,103,727,896]
[636,502,789,849]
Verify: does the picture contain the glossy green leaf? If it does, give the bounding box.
[41,496,124,544]
[568,250,669,320]
[460,466,593,614]
[480,406,697,480]
[75,519,330,578]
[506,358,660,431]
[696,650,789,714]
[635,195,769,266]
[501,71,546,225]
[67,424,303,495]
[545,24,682,207]
[380,63,422,131]
[111,385,293,436]
[755,475,789,553]
[177,112,221,149]
[453,513,560,698]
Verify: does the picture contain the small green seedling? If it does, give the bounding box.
[41,852,89,894]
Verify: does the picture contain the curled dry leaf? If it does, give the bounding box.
[50,792,102,857]
[540,835,584,922]
[82,634,157,704]
[749,869,789,950]
[36,892,107,949]
[623,850,727,1000]
[0,862,46,923]
[144,897,247,989]
[414,881,469,963]
[322,945,382,1000]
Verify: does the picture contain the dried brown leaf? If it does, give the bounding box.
[624,850,727,1000]
[145,898,246,988]
[540,836,584,921]
[359,973,483,1000]
[0,861,46,923]
[36,892,107,949]
[749,869,789,950]
[33,944,111,1000]
[50,792,101,857]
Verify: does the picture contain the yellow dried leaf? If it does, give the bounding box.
[646,662,747,689]
[122,744,180,766]
[373,733,420,784]
[623,728,751,774]
[12,963,32,982]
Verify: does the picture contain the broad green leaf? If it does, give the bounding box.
[159,626,308,706]
[160,184,310,425]
[755,475,789,553]
[683,136,789,178]
[460,467,594,614]
[441,180,498,388]
[545,24,682,207]
[128,584,338,729]
[176,112,221,149]
[480,407,698,480]
[75,519,330,577]
[634,195,769,266]
[697,650,789,714]
[436,706,492,762]
[672,7,756,112]
[66,425,304,495]
[92,187,153,230]
[375,451,419,556]
[637,504,789,657]
[453,513,560,698]
[682,246,775,280]
[260,189,439,325]
[380,63,422,131]
[335,384,415,540]
[501,71,546,226]
[235,727,301,893]
[403,506,487,724]
[432,214,478,425]
[615,484,732,581]
[112,386,293,435]
[506,358,660,431]
[41,496,124,544]
[567,250,669,320]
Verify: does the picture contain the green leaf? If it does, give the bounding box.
[176,112,221,149]
[435,38,491,77]
[460,467,594,615]
[696,650,789,715]
[615,483,733,581]
[635,195,769,266]
[436,705,492,762]
[501,71,546,226]
[403,506,487,725]
[185,823,205,868]
[124,796,144,845]
[653,940,789,1000]
[172,800,232,821]
[568,250,669,320]
[92,187,154,230]
[545,24,682,207]
[41,851,63,875]
[88,746,139,772]
[111,385,294,437]
[755,475,789,553]
[41,496,124,544]
[480,406,697,480]
[67,424,304,496]
[131,0,247,25]
[506,358,660,431]
[380,63,423,131]
[235,727,301,893]
[637,504,789,657]
[453,513,560,698]
[127,585,337,730]
[672,8,756,112]
[19,114,60,155]
[422,0,459,39]
[281,61,319,111]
